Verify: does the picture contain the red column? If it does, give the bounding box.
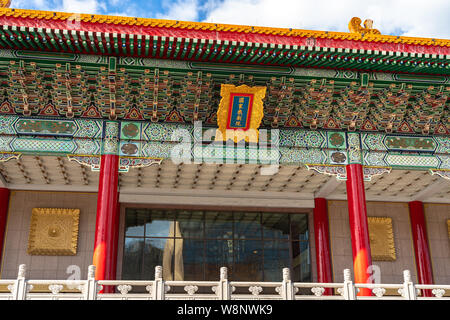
[346,164,373,296]
[105,200,120,288]
[0,188,10,267]
[313,198,333,295]
[408,201,434,297]
[93,154,119,292]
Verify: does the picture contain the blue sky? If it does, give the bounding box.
[11,0,212,20]
[10,0,450,39]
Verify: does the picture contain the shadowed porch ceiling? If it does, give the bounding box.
[0,155,448,207]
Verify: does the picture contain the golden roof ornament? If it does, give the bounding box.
[0,0,10,8]
[349,17,381,35]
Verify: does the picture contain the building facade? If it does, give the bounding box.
[0,4,448,298]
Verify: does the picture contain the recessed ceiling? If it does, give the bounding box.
[0,155,448,205]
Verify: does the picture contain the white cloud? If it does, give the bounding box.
[156,0,200,21]
[58,0,107,14]
[11,0,107,14]
[10,0,450,39]
[201,0,450,38]
[11,0,48,8]
[32,0,46,6]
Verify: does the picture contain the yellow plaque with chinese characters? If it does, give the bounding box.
[27,208,80,256]
[215,84,266,143]
[368,217,396,261]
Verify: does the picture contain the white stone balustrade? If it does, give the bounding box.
[0,264,449,300]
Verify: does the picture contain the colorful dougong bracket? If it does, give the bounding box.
[305,164,347,181]
[67,155,162,173]
[306,164,392,181]
[429,169,450,180]
[0,152,21,163]
[118,157,163,173]
[67,155,101,171]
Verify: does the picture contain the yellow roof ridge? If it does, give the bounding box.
[0,7,449,47]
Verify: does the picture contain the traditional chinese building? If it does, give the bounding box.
[0,2,448,298]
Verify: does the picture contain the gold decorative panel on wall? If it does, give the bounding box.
[368,217,396,261]
[447,219,450,239]
[27,208,80,255]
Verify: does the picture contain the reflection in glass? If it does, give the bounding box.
[122,238,144,279]
[291,240,311,281]
[262,213,289,239]
[179,239,204,281]
[205,212,233,239]
[300,240,311,280]
[123,209,311,283]
[291,214,309,241]
[205,240,233,281]
[233,240,263,281]
[176,210,204,238]
[161,222,183,280]
[125,209,146,237]
[264,240,290,281]
[145,210,173,238]
[143,238,171,280]
[234,212,261,239]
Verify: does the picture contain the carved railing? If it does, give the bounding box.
[1,264,449,300]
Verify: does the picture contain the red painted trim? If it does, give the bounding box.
[0,16,448,55]
[0,188,10,268]
[93,154,119,293]
[408,201,434,297]
[313,198,333,295]
[346,164,373,296]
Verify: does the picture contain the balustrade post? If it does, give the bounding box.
[401,270,417,300]
[342,269,356,300]
[11,264,28,300]
[84,265,98,300]
[280,268,295,300]
[153,266,165,300]
[216,267,231,300]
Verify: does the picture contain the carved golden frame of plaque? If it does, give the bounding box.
[368,217,396,261]
[27,208,80,256]
[215,84,266,143]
